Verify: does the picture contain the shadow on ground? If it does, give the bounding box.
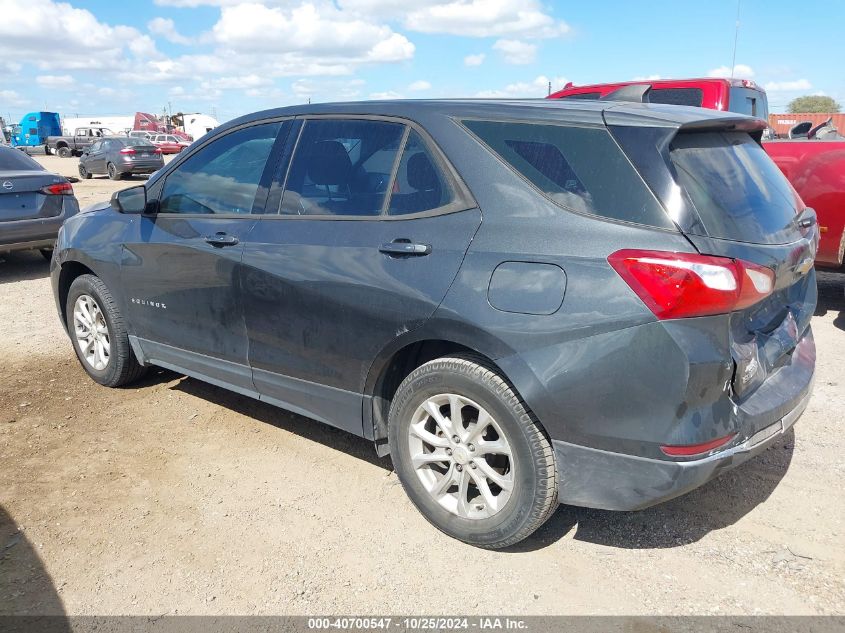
[0,505,68,628]
[167,372,393,472]
[0,251,50,285]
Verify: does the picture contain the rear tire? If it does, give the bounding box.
[56,146,71,158]
[107,163,121,180]
[66,274,147,387]
[388,354,558,549]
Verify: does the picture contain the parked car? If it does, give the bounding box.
[78,137,164,181]
[46,127,114,158]
[128,131,152,141]
[764,119,845,268]
[149,134,189,154]
[51,100,817,548]
[1,145,79,258]
[550,77,768,119]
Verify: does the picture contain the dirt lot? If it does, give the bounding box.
[1,154,844,616]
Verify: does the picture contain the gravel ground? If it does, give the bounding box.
[0,155,843,616]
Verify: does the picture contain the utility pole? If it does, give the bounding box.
[730,0,741,78]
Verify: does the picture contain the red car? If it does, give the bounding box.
[149,134,188,154]
[549,78,844,268]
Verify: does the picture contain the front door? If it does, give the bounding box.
[85,140,106,173]
[240,118,481,433]
[120,120,289,391]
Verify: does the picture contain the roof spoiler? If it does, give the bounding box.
[600,85,651,103]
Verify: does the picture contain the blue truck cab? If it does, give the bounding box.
[10,111,61,149]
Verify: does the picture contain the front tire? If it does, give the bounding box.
[78,164,92,179]
[107,163,121,180]
[388,355,558,549]
[66,274,147,387]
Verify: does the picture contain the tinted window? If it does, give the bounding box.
[280,119,404,216]
[462,119,668,226]
[0,147,44,171]
[729,87,769,120]
[123,137,155,147]
[649,88,704,107]
[388,130,454,215]
[559,92,601,100]
[160,122,281,215]
[670,131,800,244]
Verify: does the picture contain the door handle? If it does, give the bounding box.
[379,240,431,257]
[204,233,239,247]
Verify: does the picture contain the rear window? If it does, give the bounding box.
[670,132,800,244]
[123,137,155,147]
[0,147,44,171]
[728,87,769,120]
[649,88,704,107]
[461,119,671,227]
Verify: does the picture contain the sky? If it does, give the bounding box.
[1,0,842,124]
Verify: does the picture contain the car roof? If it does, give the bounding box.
[220,98,761,134]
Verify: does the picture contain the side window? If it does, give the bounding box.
[280,119,404,216]
[388,130,454,215]
[159,121,281,215]
[649,88,704,107]
[462,119,668,226]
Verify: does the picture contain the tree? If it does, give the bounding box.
[787,95,841,113]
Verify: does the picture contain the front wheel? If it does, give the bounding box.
[56,146,71,158]
[388,355,558,549]
[78,164,92,180]
[66,274,147,387]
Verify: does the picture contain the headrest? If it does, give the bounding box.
[407,152,439,191]
[306,140,352,186]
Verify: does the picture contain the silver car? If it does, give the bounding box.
[0,145,79,259]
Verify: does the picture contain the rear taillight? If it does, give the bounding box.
[120,147,136,155]
[608,249,775,319]
[40,182,73,195]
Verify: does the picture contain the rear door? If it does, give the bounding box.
[240,117,481,434]
[119,119,290,392]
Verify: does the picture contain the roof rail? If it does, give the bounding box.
[600,85,651,103]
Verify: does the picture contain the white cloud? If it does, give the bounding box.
[291,78,366,102]
[765,79,812,92]
[408,80,431,91]
[632,74,662,81]
[464,53,485,67]
[399,0,570,38]
[0,0,161,71]
[476,75,567,98]
[493,39,536,65]
[148,17,191,44]
[0,89,27,107]
[211,3,413,63]
[707,64,754,79]
[36,75,75,88]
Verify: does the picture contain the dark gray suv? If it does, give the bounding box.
[50,100,817,548]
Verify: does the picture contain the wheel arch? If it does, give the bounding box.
[363,322,519,454]
[57,260,97,328]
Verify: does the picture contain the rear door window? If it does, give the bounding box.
[461,119,670,227]
[670,131,801,244]
[388,130,454,215]
[280,118,405,216]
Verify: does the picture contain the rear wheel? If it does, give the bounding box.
[107,163,121,180]
[66,274,147,387]
[56,146,71,158]
[388,355,558,549]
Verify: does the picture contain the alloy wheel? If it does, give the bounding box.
[408,393,514,519]
[73,294,111,371]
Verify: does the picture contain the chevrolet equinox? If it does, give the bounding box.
[51,100,817,548]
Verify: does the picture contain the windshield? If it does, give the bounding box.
[0,147,44,171]
[670,131,801,244]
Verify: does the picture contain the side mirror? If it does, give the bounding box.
[111,185,147,214]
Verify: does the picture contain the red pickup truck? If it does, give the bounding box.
[550,78,845,268]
